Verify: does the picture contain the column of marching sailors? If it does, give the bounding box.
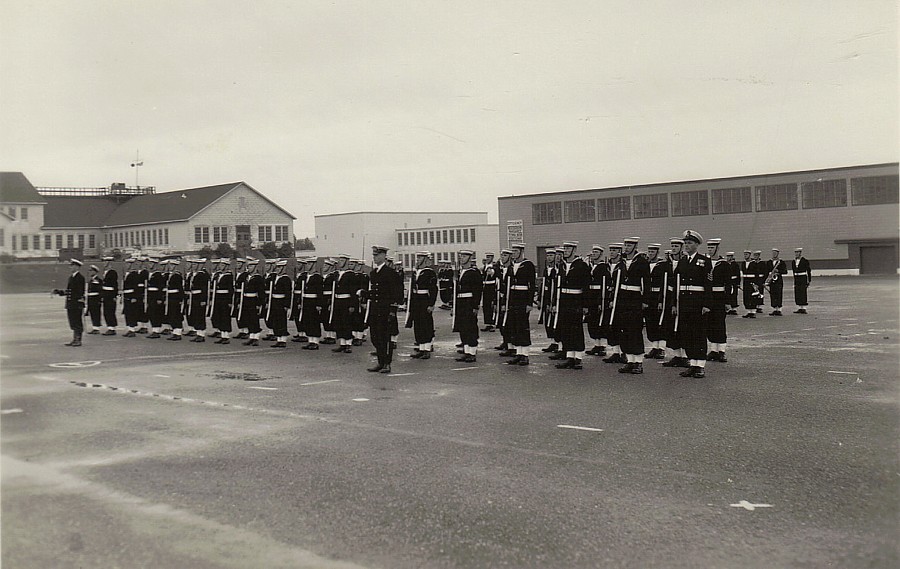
[55,235,814,378]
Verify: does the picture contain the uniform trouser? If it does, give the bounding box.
[211,300,233,332]
[454,308,479,347]
[439,288,452,304]
[497,307,508,341]
[87,299,102,327]
[613,304,644,355]
[123,298,142,327]
[675,298,707,360]
[644,307,665,342]
[332,304,353,340]
[505,306,531,347]
[543,305,556,340]
[770,280,784,308]
[756,279,766,306]
[352,308,366,332]
[408,311,435,346]
[604,311,619,347]
[370,307,394,365]
[586,307,603,339]
[707,306,727,344]
[794,283,808,306]
[557,307,585,352]
[102,296,117,327]
[728,289,739,308]
[663,308,679,350]
[482,291,496,325]
[166,300,183,330]
[742,282,757,309]
[237,301,260,333]
[68,304,84,334]
[322,301,334,332]
[270,305,288,336]
[188,304,207,331]
[147,299,166,327]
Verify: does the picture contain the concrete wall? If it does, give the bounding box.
[498,164,899,270]
[314,212,489,260]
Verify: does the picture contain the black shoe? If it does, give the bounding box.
[506,355,523,365]
[455,354,476,363]
[368,364,384,372]
[295,336,309,342]
[518,356,530,366]
[65,340,82,347]
[795,308,807,314]
[680,366,699,377]
[456,342,464,348]
[191,336,205,342]
[262,334,276,341]
[692,367,706,378]
[87,329,100,335]
[272,342,286,348]
[718,352,727,363]
[727,309,739,315]
[147,332,161,339]
[291,337,304,343]
[410,351,424,359]
[773,311,782,316]
[160,329,171,335]
[498,349,516,357]
[137,328,149,334]
[548,352,567,360]
[302,343,319,350]
[209,331,221,338]
[541,343,559,353]
[630,363,644,374]
[351,339,362,346]
[332,345,348,353]
[214,338,230,344]
[102,330,116,336]
[662,357,687,367]
[706,351,720,361]
[555,358,574,369]
[322,338,336,345]
[234,332,248,339]
[649,349,665,359]
[602,354,622,364]
[419,351,431,360]
[379,365,391,374]
[742,313,752,318]
[493,344,507,351]
[123,331,136,337]
[586,346,606,356]
[756,308,763,313]
[167,335,182,341]
[243,339,259,346]
[618,362,634,373]
[185,330,197,336]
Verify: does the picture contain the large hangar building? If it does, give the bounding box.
[497,163,898,276]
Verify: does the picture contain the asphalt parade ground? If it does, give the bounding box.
[1,276,898,569]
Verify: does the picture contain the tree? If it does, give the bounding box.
[215,243,236,258]
[259,241,278,259]
[295,237,315,251]
[199,245,215,259]
[277,242,295,258]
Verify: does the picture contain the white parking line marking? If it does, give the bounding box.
[352,398,369,402]
[730,500,773,511]
[299,379,340,386]
[49,361,102,368]
[246,386,278,390]
[1,408,24,415]
[557,425,604,432]
[390,373,417,377]
[154,374,171,378]
[451,367,481,371]
[827,370,858,375]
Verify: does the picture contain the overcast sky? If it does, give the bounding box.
[1,1,896,236]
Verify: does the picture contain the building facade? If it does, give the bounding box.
[393,223,500,269]
[314,212,489,259]
[0,173,295,259]
[498,163,899,275]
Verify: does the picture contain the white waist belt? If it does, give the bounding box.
[122,289,135,293]
[166,289,181,293]
[147,287,160,291]
[302,293,318,298]
[483,280,496,285]
[457,292,474,298]
[271,294,286,299]
[102,286,115,291]
[589,285,604,289]
[216,289,230,293]
[323,291,333,295]
[561,288,582,294]
[511,285,529,290]
[414,290,430,294]
[243,293,258,297]
[620,285,641,292]
[334,293,352,299]
[191,290,202,294]
[650,287,661,292]
[711,287,726,292]
[794,272,808,276]
[88,292,100,296]
[680,285,704,292]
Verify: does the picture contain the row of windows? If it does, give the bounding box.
[109,228,169,248]
[400,251,462,268]
[195,225,229,243]
[398,228,477,247]
[5,232,96,251]
[6,207,28,220]
[258,225,290,243]
[531,175,898,224]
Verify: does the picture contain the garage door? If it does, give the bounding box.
[859,246,896,274]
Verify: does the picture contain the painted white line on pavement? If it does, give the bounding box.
[154,374,171,378]
[1,408,24,415]
[299,379,341,386]
[352,398,369,402]
[557,424,604,432]
[730,500,773,511]
[451,367,481,371]
[389,373,417,377]
[246,386,278,390]
[48,361,102,368]
[827,370,858,375]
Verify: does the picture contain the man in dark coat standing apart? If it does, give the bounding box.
[367,245,402,374]
[792,247,812,314]
[54,258,86,346]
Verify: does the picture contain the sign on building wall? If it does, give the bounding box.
[506,220,523,247]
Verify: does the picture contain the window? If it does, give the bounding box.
[151,230,156,246]
[89,234,95,249]
[0,229,4,247]
[11,235,16,250]
[33,235,41,249]
[802,179,847,209]
[275,225,289,241]
[195,226,210,243]
[564,199,596,223]
[456,229,462,243]
[451,252,456,263]
[44,234,51,249]
[415,232,421,246]
[239,197,247,210]
[463,228,469,242]
[20,207,28,220]
[78,234,85,248]
[258,225,272,241]
[56,235,63,249]
[471,227,476,241]
[403,232,409,246]
[398,233,403,246]
[633,193,669,219]
[597,196,631,221]
[533,202,562,225]
[435,231,441,244]
[449,230,455,244]
[20,235,28,250]
[711,187,752,214]
[442,230,448,243]
[164,228,168,244]
[429,231,435,245]
[851,176,899,205]
[7,207,15,218]
[756,184,798,211]
[67,235,74,248]
[671,190,709,217]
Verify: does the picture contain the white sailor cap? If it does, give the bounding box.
[371,245,389,254]
[794,247,803,252]
[743,249,752,254]
[101,256,115,261]
[707,238,721,246]
[545,248,557,255]
[484,252,495,257]
[623,237,640,244]
[562,241,579,247]
[124,257,137,263]
[753,250,762,254]
[500,249,513,255]
[670,237,685,245]
[726,251,735,256]
[458,249,475,257]
[591,244,604,252]
[772,248,780,252]
[323,259,336,266]
[647,243,661,250]
[511,243,526,249]
[608,242,624,249]
[338,253,351,259]
[245,258,259,265]
[168,259,181,266]
[416,251,430,257]
[89,264,99,271]
[195,258,208,264]
[276,259,288,267]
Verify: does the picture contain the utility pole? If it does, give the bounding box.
[130,150,144,189]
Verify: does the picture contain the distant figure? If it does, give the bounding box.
[53,258,86,346]
[792,247,812,314]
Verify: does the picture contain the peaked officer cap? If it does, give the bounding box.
[682,230,703,244]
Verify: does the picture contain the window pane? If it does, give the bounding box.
[78,234,84,248]
[443,230,449,243]
[851,175,899,205]
[671,190,709,217]
[471,227,476,241]
[711,187,752,214]
[597,196,631,221]
[44,234,51,249]
[633,193,669,219]
[21,208,28,220]
[532,202,562,224]
[21,235,28,250]
[756,184,798,211]
[89,234,95,248]
[564,199,596,223]
[801,179,847,209]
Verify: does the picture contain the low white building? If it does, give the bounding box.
[394,223,500,269]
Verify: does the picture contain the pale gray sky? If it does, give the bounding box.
[2,0,897,236]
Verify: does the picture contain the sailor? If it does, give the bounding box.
[765,248,788,316]
[85,264,103,334]
[661,238,689,366]
[386,256,404,350]
[438,262,453,310]
[330,254,356,353]
[367,246,403,373]
[320,259,338,344]
[53,258,86,346]
[297,257,324,349]
[585,245,610,357]
[261,259,278,341]
[480,253,498,332]
[792,247,812,314]
[290,258,308,342]
[268,259,293,347]
[136,256,150,333]
[406,251,439,359]
[232,258,250,339]
[144,259,166,338]
[706,239,730,362]
[673,230,712,378]
[121,258,143,337]
[211,258,235,344]
[100,256,119,335]
[602,243,625,364]
[644,244,669,360]
[752,250,765,313]
[239,258,264,345]
[540,248,560,353]
[165,258,185,340]
[182,258,195,336]
[740,250,758,318]
[613,237,651,374]
[453,249,483,363]
[725,252,741,314]
[351,259,369,346]
[553,241,591,370]
[494,249,513,352]
[504,243,536,365]
[187,258,210,342]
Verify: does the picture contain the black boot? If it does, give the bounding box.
[541,343,559,353]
